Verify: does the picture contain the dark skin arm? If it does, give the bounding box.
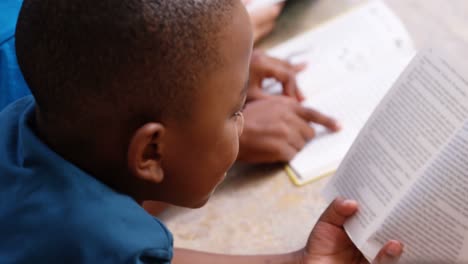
[172,198,403,264]
[242,0,285,44]
[173,249,299,264]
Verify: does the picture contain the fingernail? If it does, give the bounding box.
[386,242,401,257]
[342,200,357,207]
[333,121,342,131]
[297,63,308,71]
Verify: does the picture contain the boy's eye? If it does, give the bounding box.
[231,97,246,119]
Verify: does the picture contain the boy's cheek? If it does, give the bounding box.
[213,124,241,173]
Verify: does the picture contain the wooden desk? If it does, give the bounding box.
[159,0,468,254]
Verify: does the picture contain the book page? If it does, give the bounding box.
[323,49,468,261]
[264,0,415,184]
[360,51,468,263]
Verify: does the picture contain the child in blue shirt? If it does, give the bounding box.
[0,0,402,263]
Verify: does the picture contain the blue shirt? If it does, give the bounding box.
[0,0,31,110]
[0,96,174,263]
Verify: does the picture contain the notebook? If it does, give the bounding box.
[264,0,416,185]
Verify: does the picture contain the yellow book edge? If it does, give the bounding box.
[285,165,336,186]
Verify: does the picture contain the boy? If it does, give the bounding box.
[1,0,339,166]
[0,0,402,263]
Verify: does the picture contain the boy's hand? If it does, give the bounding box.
[172,198,402,264]
[242,1,284,43]
[299,198,403,264]
[238,96,340,163]
[247,51,306,102]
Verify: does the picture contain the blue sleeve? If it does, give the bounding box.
[0,0,31,110]
[47,214,175,264]
[9,216,175,264]
[128,248,172,264]
[0,38,31,110]
[123,220,174,264]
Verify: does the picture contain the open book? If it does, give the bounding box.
[265,0,415,185]
[323,48,468,263]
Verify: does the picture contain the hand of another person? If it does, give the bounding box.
[237,96,340,163]
[247,50,306,102]
[299,198,403,264]
[242,0,284,43]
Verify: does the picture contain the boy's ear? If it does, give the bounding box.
[127,123,166,184]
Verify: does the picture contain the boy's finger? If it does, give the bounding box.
[283,76,300,100]
[247,89,270,102]
[261,55,306,99]
[268,56,306,74]
[280,59,307,74]
[295,106,341,131]
[372,241,403,264]
[318,198,358,227]
[255,54,303,101]
[259,61,299,99]
[268,56,307,77]
[272,58,306,100]
[271,58,306,101]
[287,111,316,141]
[296,87,305,101]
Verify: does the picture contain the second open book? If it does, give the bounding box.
[323,48,468,263]
[266,0,415,185]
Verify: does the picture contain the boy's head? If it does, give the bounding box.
[16,0,253,207]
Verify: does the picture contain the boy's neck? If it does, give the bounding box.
[33,109,142,203]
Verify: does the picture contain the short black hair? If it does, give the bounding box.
[16,0,235,126]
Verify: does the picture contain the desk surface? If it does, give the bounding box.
[159,0,468,254]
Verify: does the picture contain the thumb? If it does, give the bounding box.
[318,197,358,227]
[372,241,403,264]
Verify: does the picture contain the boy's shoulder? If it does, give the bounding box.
[0,97,173,264]
[0,0,31,110]
[0,0,22,43]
